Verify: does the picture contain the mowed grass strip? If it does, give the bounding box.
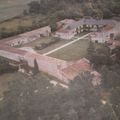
[49,39,90,61]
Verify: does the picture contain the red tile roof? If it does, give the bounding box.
[108,40,120,47]
[0,26,51,44]
[0,36,21,44]
[57,29,71,33]
[24,52,68,68]
[103,25,114,31]
[62,58,91,80]
[0,44,27,55]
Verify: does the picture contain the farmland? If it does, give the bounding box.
[0,0,43,34]
[0,0,38,21]
[0,15,45,31]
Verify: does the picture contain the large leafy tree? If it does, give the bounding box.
[0,57,17,75]
[0,72,114,120]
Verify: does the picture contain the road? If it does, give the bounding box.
[43,33,90,56]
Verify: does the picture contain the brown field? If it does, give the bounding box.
[0,0,45,32]
[0,15,45,31]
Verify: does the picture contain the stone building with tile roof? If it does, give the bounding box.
[0,43,91,84]
[55,18,119,42]
[0,26,51,47]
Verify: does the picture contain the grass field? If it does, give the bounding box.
[0,16,31,30]
[0,0,38,21]
[49,39,89,61]
[0,0,45,32]
[23,37,54,48]
[49,39,106,61]
[0,15,45,31]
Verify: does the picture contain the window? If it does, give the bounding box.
[81,25,83,28]
[95,40,98,43]
[89,25,92,28]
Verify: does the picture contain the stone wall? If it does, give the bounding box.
[24,52,69,83]
[1,26,51,47]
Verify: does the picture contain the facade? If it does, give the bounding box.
[90,21,120,43]
[54,29,76,40]
[0,44,26,61]
[90,32,107,43]
[55,18,119,42]
[72,19,103,33]
[54,19,76,40]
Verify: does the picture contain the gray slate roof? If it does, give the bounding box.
[67,19,116,30]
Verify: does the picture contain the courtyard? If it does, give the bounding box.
[48,38,106,61]
[48,39,90,61]
[23,33,105,61]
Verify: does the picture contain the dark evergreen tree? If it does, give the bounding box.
[33,59,39,75]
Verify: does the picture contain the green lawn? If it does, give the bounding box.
[49,39,90,61]
[23,37,53,48]
[49,39,106,61]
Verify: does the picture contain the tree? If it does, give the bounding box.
[102,8,113,19]
[87,41,95,54]
[33,59,39,75]
[101,66,120,89]
[28,1,40,14]
[110,88,120,120]
[0,27,8,38]
[0,72,115,120]
[0,57,18,74]
[32,20,37,27]
[87,41,95,59]
[112,46,120,64]
[17,25,26,33]
[49,16,57,32]
[68,72,114,120]
[23,10,28,16]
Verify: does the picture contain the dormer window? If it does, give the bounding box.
[81,25,83,28]
[89,25,92,28]
[86,25,89,27]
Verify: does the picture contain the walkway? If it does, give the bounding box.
[43,33,90,56]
